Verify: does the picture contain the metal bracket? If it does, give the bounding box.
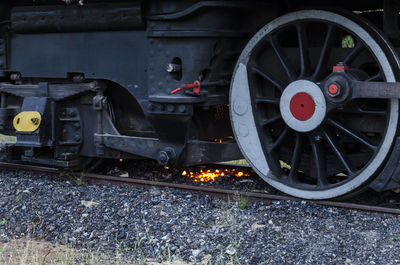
[0,81,103,101]
[95,134,160,160]
[92,95,106,111]
[183,140,243,166]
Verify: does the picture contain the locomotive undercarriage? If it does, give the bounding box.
[1,0,400,199]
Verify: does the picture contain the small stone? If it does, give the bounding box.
[392,188,400,193]
[0,198,8,207]
[73,227,83,234]
[81,200,99,208]
[117,231,126,239]
[119,172,129,178]
[225,245,236,256]
[345,258,352,264]
[161,173,172,180]
[251,223,266,230]
[202,254,212,264]
[160,211,168,216]
[149,187,161,196]
[192,249,201,257]
[87,241,96,248]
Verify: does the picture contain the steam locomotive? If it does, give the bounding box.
[1,0,400,199]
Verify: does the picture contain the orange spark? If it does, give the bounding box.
[181,168,249,183]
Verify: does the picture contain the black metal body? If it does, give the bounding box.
[0,0,276,167]
[1,0,400,192]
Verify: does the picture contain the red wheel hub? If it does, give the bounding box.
[289,92,316,121]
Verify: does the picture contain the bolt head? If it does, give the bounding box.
[328,83,341,97]
[157,151,169,165]
[166,104,175,113]
[147,103,156,111]
[178,105,186,113]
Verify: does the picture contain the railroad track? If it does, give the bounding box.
[0,161,399,215]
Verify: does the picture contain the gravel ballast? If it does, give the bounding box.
[0,169,400,264]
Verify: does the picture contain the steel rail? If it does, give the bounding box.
[0,162,400,215]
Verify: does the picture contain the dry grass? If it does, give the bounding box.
[0,238,195,265]
[0,238,140,265]
[0,239,99,265]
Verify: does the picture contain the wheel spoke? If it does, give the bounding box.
[310,137,328,187]
[288,133,303,182]
[312,25,336,81]
[268,126,289,152]
[327,118,377,150]
[260,114,282,127]
[256,97,280,105]
[269,36,297,82]
[251,66,285,91]
[323,131,355,175]
[296,23,311,78]
[366,72,382,82]
[343,42,364,65]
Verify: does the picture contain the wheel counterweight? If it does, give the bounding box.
[230,10,400,199]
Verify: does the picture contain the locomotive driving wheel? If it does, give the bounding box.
[230,10,400,199]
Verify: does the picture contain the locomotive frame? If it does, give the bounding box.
[1,0,400,199]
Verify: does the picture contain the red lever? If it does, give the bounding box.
[171,80,201,95]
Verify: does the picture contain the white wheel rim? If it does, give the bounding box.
[230,10,399,199]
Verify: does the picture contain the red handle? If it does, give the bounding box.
[170,87,183,94]
[170,80,201,95]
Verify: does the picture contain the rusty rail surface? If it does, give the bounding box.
[0,162,400,215]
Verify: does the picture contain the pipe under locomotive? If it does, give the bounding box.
[1,0,400,199]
